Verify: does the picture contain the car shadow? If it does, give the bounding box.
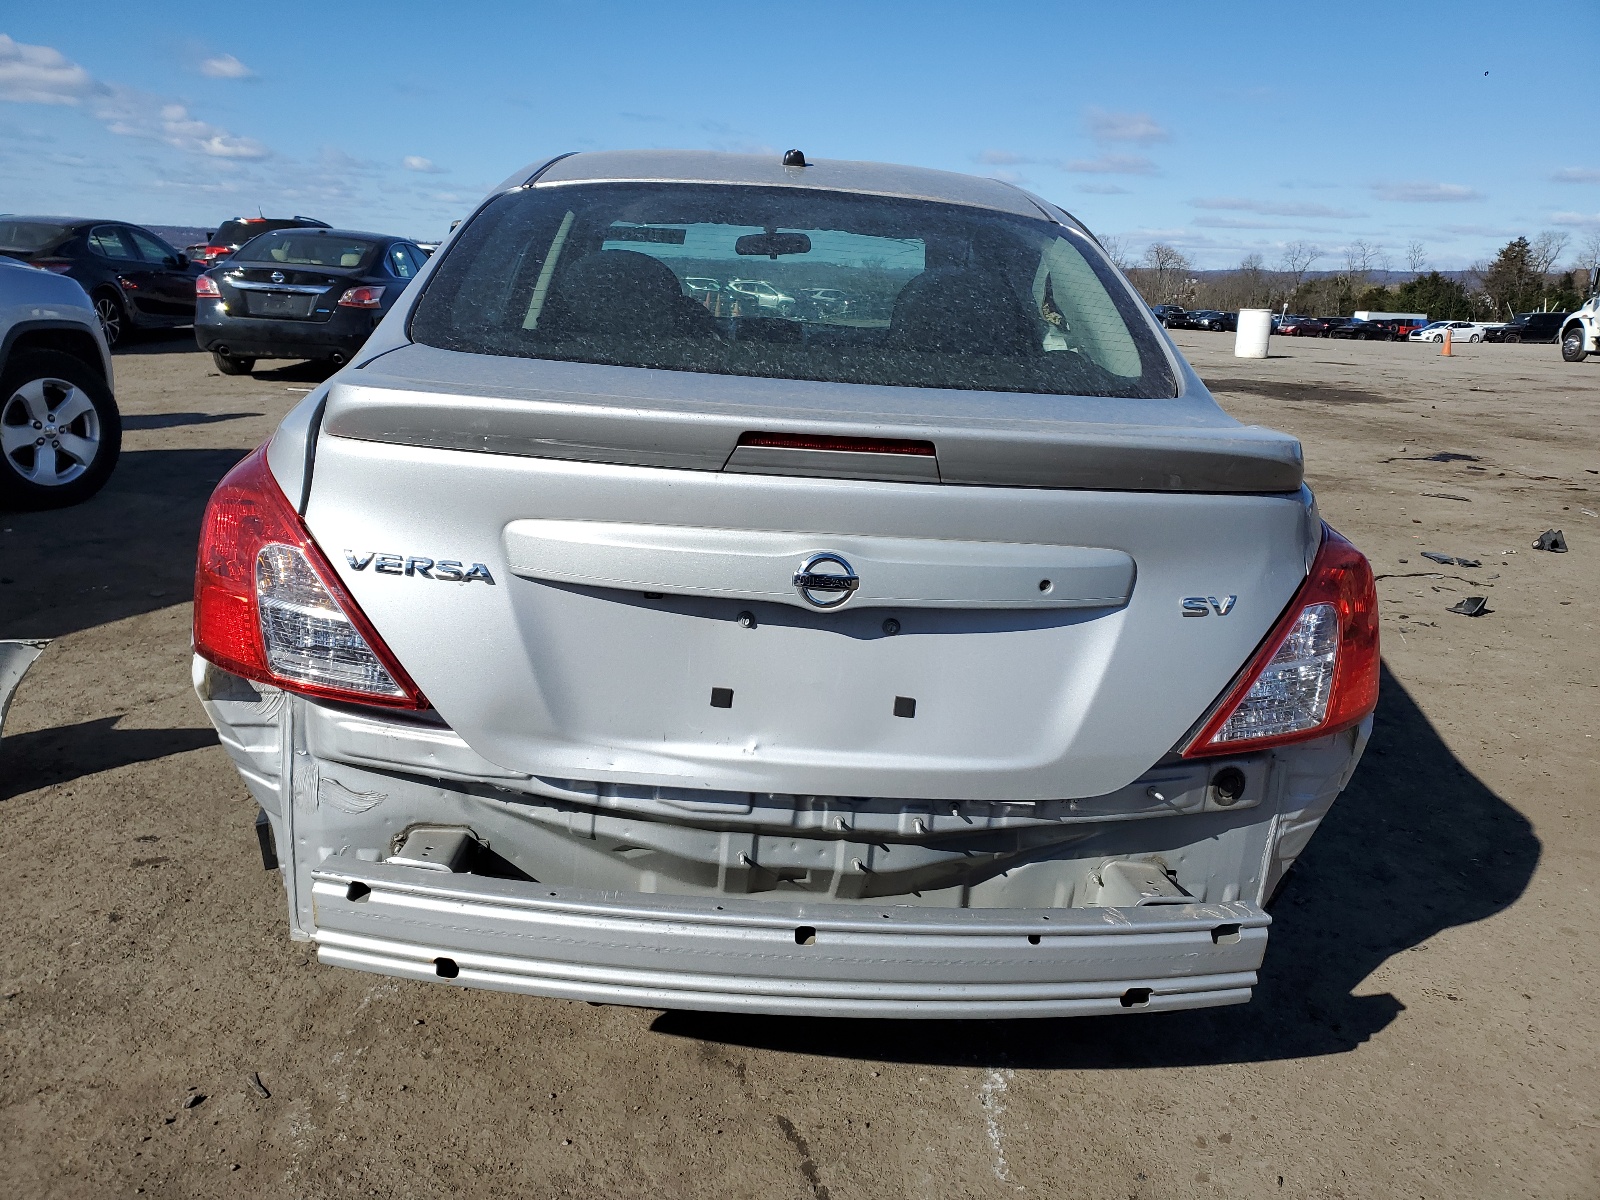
[0,447,254,639]
[245,360,338,383]
[123,412,263,431]
[113,328,200,355]
[0,716,217,801]
[650,664,1540,1066]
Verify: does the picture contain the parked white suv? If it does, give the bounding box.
[0,255,120,508]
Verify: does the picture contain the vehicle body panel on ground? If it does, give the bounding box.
[0,217,200,347]
[194,150,1376,1017]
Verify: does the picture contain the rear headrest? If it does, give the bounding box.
[340,252,361,267]
[542,250,711,340]
[890,266,1037,357]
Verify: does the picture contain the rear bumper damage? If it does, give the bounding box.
[197,657,1370,1018]
[312,860,1268,1018]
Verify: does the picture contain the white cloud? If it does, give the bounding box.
[1075,182,1130,195]
[199,54,253,79]
[402,155,445,173]
[1192,196,1364,218]
[1193,216,1287,230]
[1085,107,1169,144]
[0,33,94,104]
[1550,211,1600,228]
[977,149,1030,165]
[0,35,267,159]
[1371,181,1482,203]
[1061,154,1157,176]
[1551,167,1600,184]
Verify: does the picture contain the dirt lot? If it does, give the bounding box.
[2,331,1597,1198]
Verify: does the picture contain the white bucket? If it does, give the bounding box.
[1235,309,1272,359]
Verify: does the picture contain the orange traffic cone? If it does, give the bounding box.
[1441,327,1453,356]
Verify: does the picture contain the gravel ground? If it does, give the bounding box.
[1,330,1596,1198]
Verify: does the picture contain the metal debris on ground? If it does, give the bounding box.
[1422,552,1481,567]
[183,1093,206,1109]
[247,1072,270,1099]
[1447,597,1491,617]
[1532,529,1568,553]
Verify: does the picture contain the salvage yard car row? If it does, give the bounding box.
[0,213,428,372]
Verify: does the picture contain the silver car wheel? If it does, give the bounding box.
[93,296,123,347]
[0,376,101,487]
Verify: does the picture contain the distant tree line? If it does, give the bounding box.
[1111,229,1600,320]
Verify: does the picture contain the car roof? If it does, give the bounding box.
[0,217,125,227]
[237,227,399,241]
[519,150,1070,223]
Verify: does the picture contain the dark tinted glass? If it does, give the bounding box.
[0,222,71,253]
[411,183,1175,399]
[233,234,377,268]
[214,218,321,248]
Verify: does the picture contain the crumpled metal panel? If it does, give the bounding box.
[0,640,48,740]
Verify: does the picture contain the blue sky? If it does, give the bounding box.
[2,2,1597,269]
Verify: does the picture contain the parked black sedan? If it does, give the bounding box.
[195,228,428,374]
[1188,309,1237,332]
[1329,318,1396,341]
[0,217,200,347]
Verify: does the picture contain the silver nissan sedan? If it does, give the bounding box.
[192,150,1377,1018]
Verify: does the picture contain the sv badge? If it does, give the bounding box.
[345,551,495,584]
[1181,595,1237,617]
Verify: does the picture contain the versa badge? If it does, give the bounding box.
[345,551,495,584]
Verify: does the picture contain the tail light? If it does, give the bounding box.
[193,444,428,709]
[1183,523,1378,757]
[36,259,74,275]
[196,275,220,298]
[337,285,385,309]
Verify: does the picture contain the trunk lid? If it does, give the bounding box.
[218,264,365,322]
[301,346,1316,801]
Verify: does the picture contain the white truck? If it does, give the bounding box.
[1560,268,1600,362]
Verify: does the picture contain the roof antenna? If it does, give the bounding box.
[782,149,808,167]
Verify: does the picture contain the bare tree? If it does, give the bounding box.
[1406,240,1427,275]
[1530,230,1570,278]
[1577,230,1600,276]
[1097,233,1134,272]
[1342,239,1382,282]
[1277,241,1320,293]
[1140,242,1193,305]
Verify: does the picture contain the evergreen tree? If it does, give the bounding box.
[1480,237,1544,317]
[1393,272,1474,320]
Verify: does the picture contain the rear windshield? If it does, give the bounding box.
[0,221,71,253]
[411,183,1175,398]
[233,233,376,269]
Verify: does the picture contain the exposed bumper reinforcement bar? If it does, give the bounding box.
[310,856,1270,1019]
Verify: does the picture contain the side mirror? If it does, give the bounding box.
[172,253,190,269]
